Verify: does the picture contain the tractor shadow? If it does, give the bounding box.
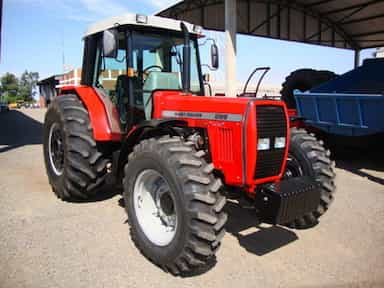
[117,196,218,277]
[224,199,298,256]
[0,110,43,153]
[117,196,298,277]
[72,175,121,203]
[120,197,298,257]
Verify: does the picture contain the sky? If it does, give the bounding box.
[0,0,376,85]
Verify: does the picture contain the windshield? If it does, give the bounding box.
[131,31,203,95]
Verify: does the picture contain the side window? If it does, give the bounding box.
[94,33,127,100]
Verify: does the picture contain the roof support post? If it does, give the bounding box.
[354,49,360,68]
[225,0,237,97]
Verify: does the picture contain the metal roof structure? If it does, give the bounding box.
[157,0,384,51]
[157,0,384,97]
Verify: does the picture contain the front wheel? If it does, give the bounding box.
[283,128,336,229]
[123,136,227,275]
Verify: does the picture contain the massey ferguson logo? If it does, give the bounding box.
[174,112,203,118]
[162,110,242,122]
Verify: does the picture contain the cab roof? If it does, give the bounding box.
[84,13,201,38]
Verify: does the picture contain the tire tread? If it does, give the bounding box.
[123,135,227,276]
[43,94,108,201]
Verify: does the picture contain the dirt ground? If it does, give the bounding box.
[0,108,383,288]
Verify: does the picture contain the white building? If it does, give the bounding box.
[209,81,281,98]
[374,48,384,58]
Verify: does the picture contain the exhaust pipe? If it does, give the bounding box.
[180,22,191,94]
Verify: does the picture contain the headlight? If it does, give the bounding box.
[257,138,270,151]
[274,137,286,149]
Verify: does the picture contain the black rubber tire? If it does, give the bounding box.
[284,128,336,229]
[43,94,109,201]
[281,69,337,108]
[123,136,227,275]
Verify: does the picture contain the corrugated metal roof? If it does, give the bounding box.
[157,0,384,50]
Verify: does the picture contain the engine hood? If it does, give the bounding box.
[152,90,289,191]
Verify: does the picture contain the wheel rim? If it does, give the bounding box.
[284,153,304,179]
[48,122,64,176]
[133,169,177,246]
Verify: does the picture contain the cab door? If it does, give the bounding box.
[91,30,130,133]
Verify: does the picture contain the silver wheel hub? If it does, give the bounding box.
[133,169,177,246]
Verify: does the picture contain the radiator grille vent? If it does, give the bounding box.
[254,106,287,179]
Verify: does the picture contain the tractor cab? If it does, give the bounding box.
[80,14,215,132]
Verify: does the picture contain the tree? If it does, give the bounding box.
[0,71,40,103]
[0,73,19,103]
[19,70,39,101]
[1,73,18,94]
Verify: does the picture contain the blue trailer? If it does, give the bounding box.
[294,58,384,137]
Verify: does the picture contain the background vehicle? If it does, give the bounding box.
[281,58,384,150]
[43,14,335,275]
[8,102,18,109]
[16,100,24,108]
[0,102,9,112]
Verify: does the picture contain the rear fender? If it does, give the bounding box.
[288,108,305,128]
[60,86,122,141]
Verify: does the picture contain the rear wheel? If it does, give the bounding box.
[284,128,336,229]
[123,136,227,275]
[281,69,337,108]
[43,94,109,201]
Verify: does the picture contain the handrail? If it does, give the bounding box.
[242,67,271,97]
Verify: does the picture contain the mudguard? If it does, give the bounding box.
[113,118,188,180]
[60,86,122,141]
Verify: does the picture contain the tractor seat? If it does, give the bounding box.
[116,75,144,105]
[115,75,129,128]
[143,72,181,120]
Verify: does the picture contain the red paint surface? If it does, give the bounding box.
[153,91,290,193]
[60,85,290,193]
[60,86,122,141]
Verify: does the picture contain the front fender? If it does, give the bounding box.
[113,119,188,181]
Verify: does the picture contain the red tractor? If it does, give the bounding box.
[43,14,335,275]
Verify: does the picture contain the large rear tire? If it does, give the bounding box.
[43,94,109,201]
[281,69,337,108]
[284,128,336,229]
[123,136,227,275]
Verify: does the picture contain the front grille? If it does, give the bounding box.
[254,105,287,179]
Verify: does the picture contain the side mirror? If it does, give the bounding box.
[103,29,118,58]
[211,44,219,70]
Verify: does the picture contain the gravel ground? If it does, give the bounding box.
[0,108,383,288]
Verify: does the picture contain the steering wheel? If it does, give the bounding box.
[143,65,163,79]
